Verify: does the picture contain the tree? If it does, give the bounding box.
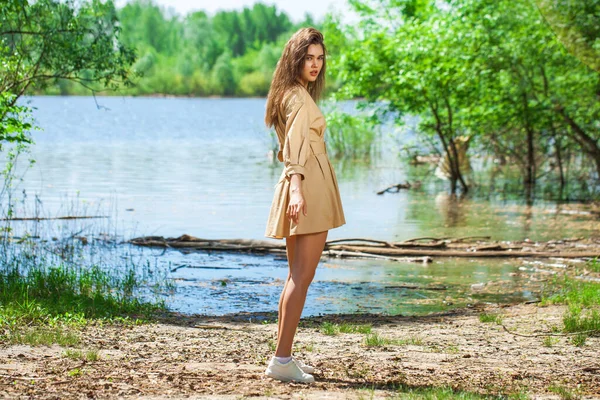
[535,0,600,73]
[332,0,476,193]
[332,0,600,196]
[0,0,136,123]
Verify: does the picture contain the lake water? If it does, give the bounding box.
[5,95,597,316]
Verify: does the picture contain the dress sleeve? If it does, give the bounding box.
[282,90,310,180]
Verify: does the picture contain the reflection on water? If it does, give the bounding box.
[141,246,541,316]
[3,95,597,316]
[11,95,596,242]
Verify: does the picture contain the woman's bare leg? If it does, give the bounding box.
[277,236,295,343]
[275,231,328,357]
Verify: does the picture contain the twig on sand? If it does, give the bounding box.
[501,324,600,338]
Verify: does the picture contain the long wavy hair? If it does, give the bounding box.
[265,27,327,128]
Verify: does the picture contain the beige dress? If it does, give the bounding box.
[265,85,346,239]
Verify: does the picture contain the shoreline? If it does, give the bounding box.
[1,302,598,399]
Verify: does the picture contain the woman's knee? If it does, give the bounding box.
[290,269,315,291]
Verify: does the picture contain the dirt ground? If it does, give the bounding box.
[1,303,599,399]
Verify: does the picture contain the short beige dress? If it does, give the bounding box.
[265,85,346,239]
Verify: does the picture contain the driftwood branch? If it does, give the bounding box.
[501,324,600,338]
[324,249,432,263]
[128,235,600,260]
[377,182,413,195]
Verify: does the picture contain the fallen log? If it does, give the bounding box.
[330,244,600,259]
[324,249,432,263]
[128,235,600,260]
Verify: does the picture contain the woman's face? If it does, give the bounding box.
[298,43,324,86]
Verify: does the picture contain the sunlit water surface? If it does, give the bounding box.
[4,95,596,316]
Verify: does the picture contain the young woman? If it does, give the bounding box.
[263,27,345,383]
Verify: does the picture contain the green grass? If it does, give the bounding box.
[320,321,372,336]
[479,313,503,324]
[320,321,338,335]
[542,275,600,308]
[585,258,600,273]
[364,332,423,347]
[570,333,587,347]
[9,325,80,346]
[542,336,559,347]
[563,305,600,334]
[295,342,315,352]
[547,384,577,400]
[340,323,372,334]
[446,344,460,353]
[389,384,513,399]
[0,250,167,345]
[63,348,99,361]
[324,109,379,160]
[540,260,600,343]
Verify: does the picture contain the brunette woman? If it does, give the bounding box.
[263,27,345,383]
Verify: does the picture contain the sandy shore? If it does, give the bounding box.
[1,302,598,399]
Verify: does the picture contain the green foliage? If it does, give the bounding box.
[569,333,587,347]
[320,321,338,335]
[586,258,600,273]
[332,0,600,192]
[535,0,600,72]
[63,348,99,361]
[45,0,317,97]
[540,259,600,342]
[563,305,600,334]
[0,262,165,326]
[547,383,578,400]
[542,336,559,347]
[0,93,33,150]
[0,238,167,346]
[325,110,378,159]
[0,0,137,163]
[391,384,499,399]
[0,0,136,96]
[479,313,503,324]
[319,321,372,335]
[543,273,600,308]
[364,332,423,347]
[9,325,80,346]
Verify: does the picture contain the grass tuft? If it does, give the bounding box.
[547,383,577,400]
[63,348,99,361]
[570,333,587,347]
[325,109,379,160]
[9,325,80,346]
[389,383,503,399]
[542,336,558,347]
[320,322,372,336]
[479,313,503,324]
[364,332,423,347]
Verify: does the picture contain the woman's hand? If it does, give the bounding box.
[286,174,307,224]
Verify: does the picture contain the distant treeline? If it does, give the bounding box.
[46,1,317,97]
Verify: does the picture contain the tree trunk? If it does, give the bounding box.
[551,124,566,190]
[559,108,600,179]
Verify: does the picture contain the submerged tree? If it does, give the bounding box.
[330,0,600,196]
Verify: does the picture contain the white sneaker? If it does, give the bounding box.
[293,357,315,374]
[265,357,315,383]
